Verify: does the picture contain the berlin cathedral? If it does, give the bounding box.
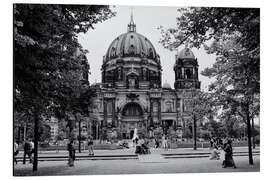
[90,15,201,140]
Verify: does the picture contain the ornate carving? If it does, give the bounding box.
[126,93,140,101]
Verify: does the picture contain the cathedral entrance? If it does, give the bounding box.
[120,102,145,139]
[162,120,174,135]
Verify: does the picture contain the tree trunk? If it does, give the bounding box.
[246,104,253,165]
[193,114,197,150]
[23,124,27,141]
[33,112,39,171]
[252,116,256,149]
[78,120,81,153]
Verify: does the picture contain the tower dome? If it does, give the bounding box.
[174,46,200,90]
[176,47,195,60]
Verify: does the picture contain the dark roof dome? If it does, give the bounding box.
[104,13,159,63]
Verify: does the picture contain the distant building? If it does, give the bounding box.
[46,116,59,141]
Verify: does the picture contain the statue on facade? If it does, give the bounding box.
[129,78,135,88]
[142,67,147,81]
[118,67,122,80]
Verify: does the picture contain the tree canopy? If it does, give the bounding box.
[14,4,115,121]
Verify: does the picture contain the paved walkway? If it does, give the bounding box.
[14,147,260,176]
[138,154,168,163]
[14,155,260,176]
[16,146,260,157]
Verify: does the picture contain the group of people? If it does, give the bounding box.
[133,134,170,154]
[134,137,151,154]
[154,135,169,150]
[209,138,237,168]
[14,140,35,164]
[14,135,237,169]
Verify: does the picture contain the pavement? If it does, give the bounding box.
[13,147,260,176]
[15,146,260,157]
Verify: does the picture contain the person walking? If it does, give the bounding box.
[222,139,237,168]
[14,142,19,164]
[67,140,76,167]
[209,143,220,160]
[23,140,32,164]
[162,135,168,151]
[164,136,169,150]
[87,136,94,156]
[154,138,160,148]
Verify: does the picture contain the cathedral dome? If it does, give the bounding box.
[105,32,158,62]
[103,13,159,64]
[176,47,195,59]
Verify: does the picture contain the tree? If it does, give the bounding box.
[159,7,259,165]
[192,91,217,149]
[14,4,115,171]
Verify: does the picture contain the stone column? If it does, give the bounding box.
[182,67,185,79]
[112,98,116,127]
[158,99,161,125]
[176,98,180,129]
[150,98,153,126]
[103,100,107,128]
[144,113,148,130]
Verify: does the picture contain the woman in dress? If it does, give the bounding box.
[87,136,94,156]
[67,140,76,167]
[222,139,237,168]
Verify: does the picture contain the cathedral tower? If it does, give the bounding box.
[174,46,200,90]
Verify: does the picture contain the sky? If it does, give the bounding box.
[78,5,217,90]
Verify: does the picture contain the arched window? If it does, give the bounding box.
[165,101,173,112]
[185,68,192,79]
[107,102,112,114]
[122,103,143,116]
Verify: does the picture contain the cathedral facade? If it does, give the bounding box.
[90,16,201,140]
